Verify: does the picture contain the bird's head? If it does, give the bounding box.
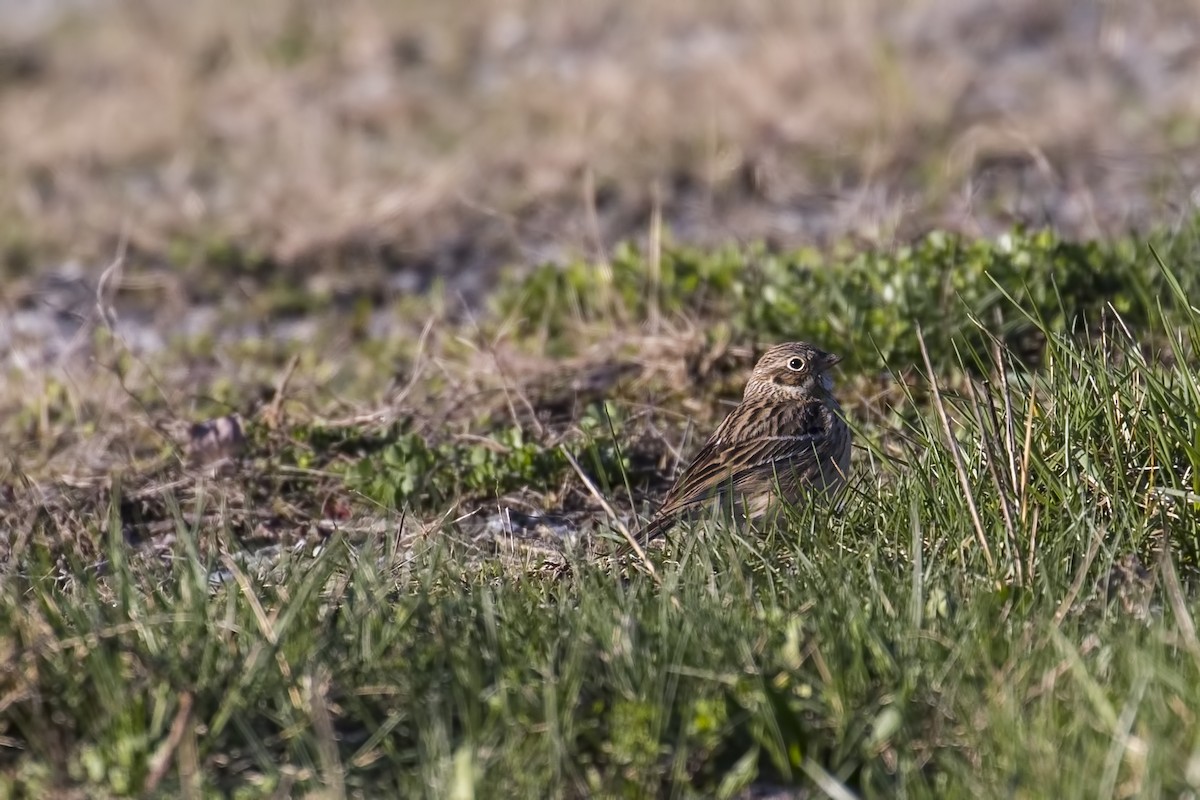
[745,342,842,401]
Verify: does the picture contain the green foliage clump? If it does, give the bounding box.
[743,229,1146,367]
[346,426,561,510]
[497,226,1194,369]
[346,404,633,511]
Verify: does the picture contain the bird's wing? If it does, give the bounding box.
[665,433,825,511]
[653,403,824,521]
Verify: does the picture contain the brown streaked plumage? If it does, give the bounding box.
[640,342,851,541]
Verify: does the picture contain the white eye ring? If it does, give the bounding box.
[787,357,805,371]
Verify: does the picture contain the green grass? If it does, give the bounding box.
[495,228,1199,369]
[5,227,1200,797]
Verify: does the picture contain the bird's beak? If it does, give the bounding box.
[819,352,843,371]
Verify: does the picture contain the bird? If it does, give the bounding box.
[639,341,851,541]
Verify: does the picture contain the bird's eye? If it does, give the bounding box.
[787,357,805,371]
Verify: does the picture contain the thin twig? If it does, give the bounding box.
[391,315,436,408]
[263,352,301,429]
[1019,378,1039,580]
[306,669,348,800]
[917,328,995,574]
[1159,545,1200,671]
[462,308,543,436]
[1026,505,1041,586]
[1052,523,1105,625]
[142,692,194,795]
[647,182,663,332]
[991,311,1021,491]
[560,445,660,585]
[970,380,1023,585]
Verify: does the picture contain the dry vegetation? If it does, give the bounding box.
[2,0,1199,285]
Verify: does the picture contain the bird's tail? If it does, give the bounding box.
[632,512,675,546]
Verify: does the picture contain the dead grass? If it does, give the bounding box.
[2,0,1198,293]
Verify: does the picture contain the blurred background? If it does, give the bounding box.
[2,0,1199,360]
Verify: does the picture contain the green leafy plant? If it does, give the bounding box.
[346,407,633,511]
[497,227,1188,371]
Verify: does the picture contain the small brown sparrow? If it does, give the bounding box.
[640,342,851,540]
